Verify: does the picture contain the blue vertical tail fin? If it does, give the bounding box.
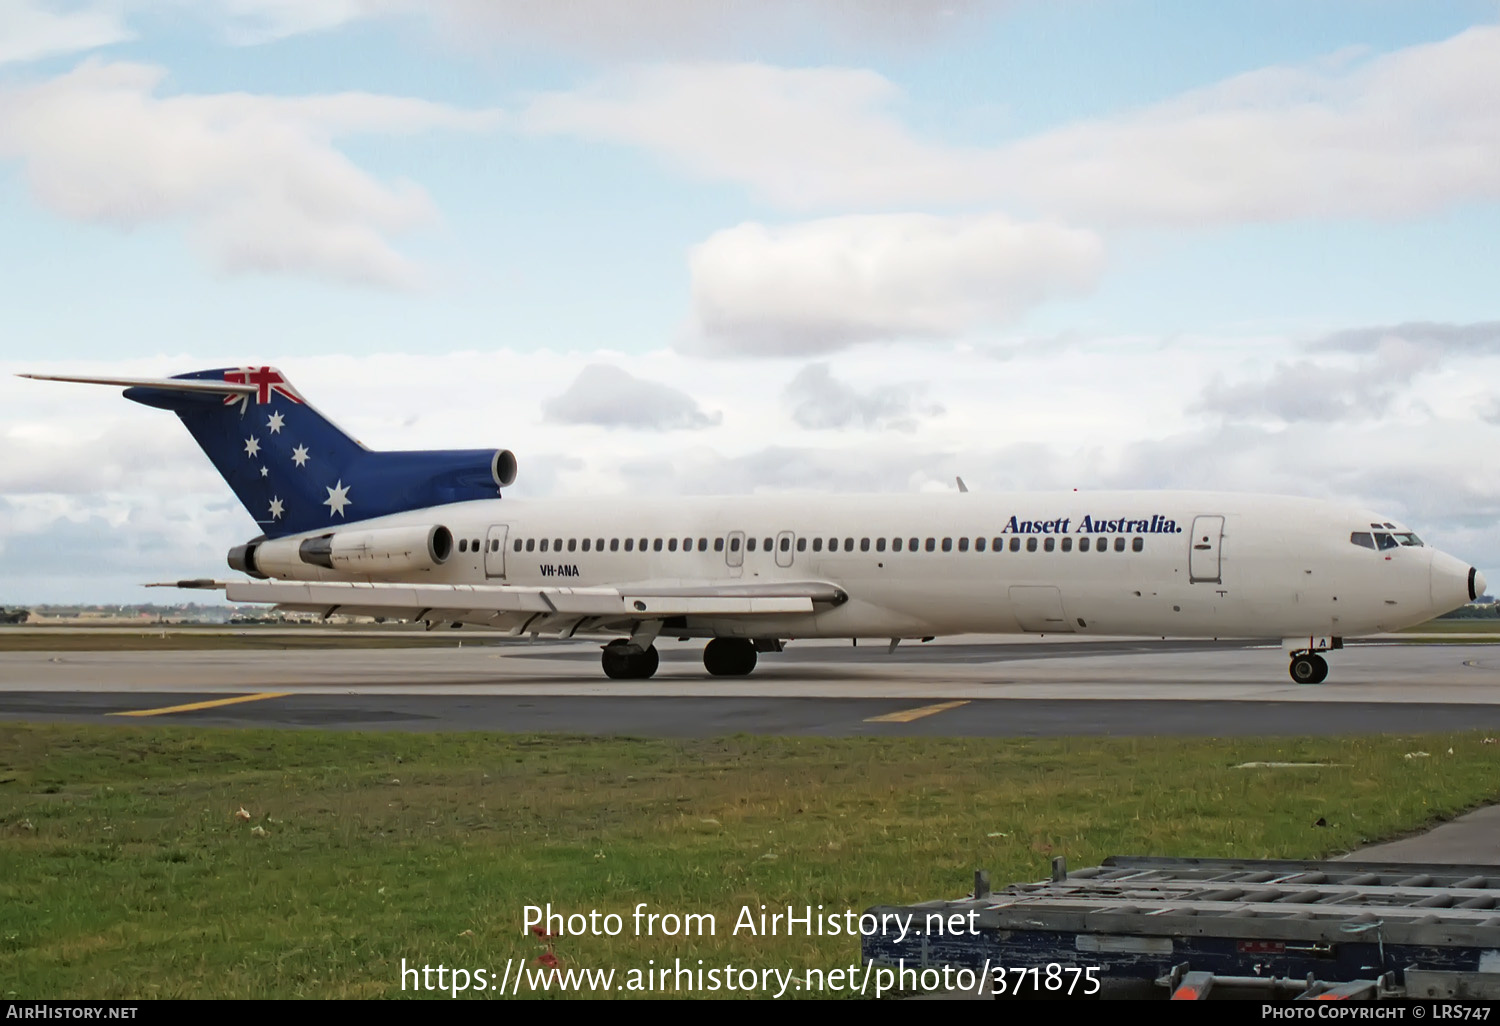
[25,366,515,537]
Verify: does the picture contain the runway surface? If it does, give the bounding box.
[4,636,1500,736]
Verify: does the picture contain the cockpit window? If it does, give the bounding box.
[1395,532,1424,547]
[1350,532,1375,549]
[1374,532,1399,550]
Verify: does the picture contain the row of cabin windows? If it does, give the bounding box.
[500,534,1149,554]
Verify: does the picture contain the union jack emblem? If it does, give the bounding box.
[223,366,306,410]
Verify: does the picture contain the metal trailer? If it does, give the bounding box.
[861,856,1500,999]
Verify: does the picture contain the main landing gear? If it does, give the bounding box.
[1288,652,1329,685]
[703,637,757,677]
[601,639,659,680]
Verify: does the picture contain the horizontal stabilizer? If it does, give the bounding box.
[18,373,256,395]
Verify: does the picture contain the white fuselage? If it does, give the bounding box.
[246,490,1478,642]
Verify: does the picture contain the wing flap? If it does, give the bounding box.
[224,579,833,618]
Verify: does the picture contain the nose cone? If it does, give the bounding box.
[1430,550,1481,613]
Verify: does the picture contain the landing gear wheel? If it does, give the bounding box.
[1289,653,1328,684]
[703,638,758,677]
[602,640,660,680]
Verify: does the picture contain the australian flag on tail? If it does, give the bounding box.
[29,365,517,538]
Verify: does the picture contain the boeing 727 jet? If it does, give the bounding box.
[24,366,1485,683]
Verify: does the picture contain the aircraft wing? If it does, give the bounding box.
[222,578,846,632]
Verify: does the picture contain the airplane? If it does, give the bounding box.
[22,365,1486,684]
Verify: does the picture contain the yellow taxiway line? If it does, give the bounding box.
[108,692,293,718]
[864,699,971,723]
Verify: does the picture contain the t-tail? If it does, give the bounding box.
[21,366,516,538]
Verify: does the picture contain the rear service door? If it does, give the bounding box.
[1188,515,1224,584]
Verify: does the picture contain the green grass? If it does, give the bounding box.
[3,725,1500,998]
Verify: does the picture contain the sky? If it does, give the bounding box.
[1,0,1498,603]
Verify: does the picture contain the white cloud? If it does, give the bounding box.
[782,362,942,432]
[0,1,132,65]
[686,214,1104,355]
[520,25,1500,224]
[542,364,723,430]
[0,60,498,288]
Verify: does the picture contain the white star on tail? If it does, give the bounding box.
[291,444,309,467]
[267,411,285,434]
[324,480,352,517]
[244,435,260,457]
[268,497,284,520]
[260,466,269,478]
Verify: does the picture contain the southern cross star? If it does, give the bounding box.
[291,444,309,467]
[324,480,352,517]
[244,435,260,457]
[267,411,285,434]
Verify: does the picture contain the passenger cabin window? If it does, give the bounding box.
[684,537,693,550]
[992,537,1003,551]
[638,537,647,551]
[1044,537,1055,552]
[958,538,969,552]
[1132,537,1144,552]
[1026,537,1037,552]
[860,538,869,552]
[747,538,757,552]
[553,538,562,551]
[1374,532,1399,551]
[1010,538,1020,552]
[908,537,918,551]
[699,538,709,552]
[942,538,953,552]
[925,538,936,552]
[730,537,741,552]
[653,538,663,551]
[813,538,823,552]
[459,539,467,553]
[890,538,900,551]
[610,539,620,551]
[624,538,634,552]
[596,538,604,551]
[766,538,775,551]
[797,538,806,552]
[668,538,677,551]
[581,539,591,552]
[526,539,535,552]
[975,538,986,552]
[1079,537,1089,552]
[1061,537,1072,552]
[568,539,577,552]
[781,537,792,552]
[1114,537,1126,552]
[1349,532,1375,549]
[876,538,886,552]
[540,539,548,552]
[714,538,724,552]
[513,539,522,552]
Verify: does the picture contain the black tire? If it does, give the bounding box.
[602,641,633,680]
[1289,654,1327,684]
[635,644,660,679]
[704,638,756,676]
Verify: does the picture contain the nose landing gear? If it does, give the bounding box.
[1289,652,1328,684]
